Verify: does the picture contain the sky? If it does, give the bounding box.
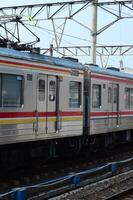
[2,0,75,6]
[0,0,133,69]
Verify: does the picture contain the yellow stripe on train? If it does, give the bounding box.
[0,116,83,125]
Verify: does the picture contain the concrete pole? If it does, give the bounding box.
[90,0,98,64]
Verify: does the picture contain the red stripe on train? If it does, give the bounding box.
[91,111,133,117]
[0,111,83,118]
[0,111,132,118]
[91,112,117,116]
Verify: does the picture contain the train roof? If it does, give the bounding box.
[0,48,133,80]
[87,65,133,80]
[0,47,83,70]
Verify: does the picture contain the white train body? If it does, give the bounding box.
[88,66,133,139]
[0,47,132,150]
[0,48,84,145]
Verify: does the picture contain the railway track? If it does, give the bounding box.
[104,186,133,200]
[0,144,133,199]
[87,172,133,200]
[53,169,133,200]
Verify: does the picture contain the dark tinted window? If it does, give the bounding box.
[92,84,101,108]
[49,81,56,101]
[69,81,81,108]
[113,87,118,104]
[0,74,23,107]
[108,87,112,103]
[39,79,45,101]
[125,88,133,109]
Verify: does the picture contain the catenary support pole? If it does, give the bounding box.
[90,0,98,64]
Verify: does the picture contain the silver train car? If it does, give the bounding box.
[85,65,133,148]
[0,48,84,144]
[0,47,132,164]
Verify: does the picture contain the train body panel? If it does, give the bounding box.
[0,47,132,151]
[0,48,84,145]
[88,66,133,139]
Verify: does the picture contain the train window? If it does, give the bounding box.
[92,84,101,108]
[108,87,112,103]
[131,89,133,108]
[125,88,133,109]
[113,87,118,104]
[69,81,81,108]
[125,88,130,109]
[27,74,32,81]
[39,80,45,101]
[0,74,23,107]
[49,81,56,101]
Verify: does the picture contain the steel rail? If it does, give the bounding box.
[104,186,133,200]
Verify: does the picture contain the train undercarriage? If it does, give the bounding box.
[0,129,132,171]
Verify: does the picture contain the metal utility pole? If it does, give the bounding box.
[90,0,98,64]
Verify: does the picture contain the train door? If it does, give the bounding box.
[47,76,59,134]
[37,74,47,134]
[108,83,119,128]
[37,74,60,135]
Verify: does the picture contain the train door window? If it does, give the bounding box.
[125,88,130,109]
[1,74,23,107]
[113,87,118,104]
[49,80,56,101]
[131,89,133,108]
[39,80,45,101]
[108,87,112,103]
[69,81,81,108]
[92,84,101,108]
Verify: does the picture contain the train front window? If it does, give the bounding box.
[0,74,23,107]
[92,84,101,108]
[69,81,81,108]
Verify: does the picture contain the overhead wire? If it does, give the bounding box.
[24,23,131,65]
[1,1,133,65]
